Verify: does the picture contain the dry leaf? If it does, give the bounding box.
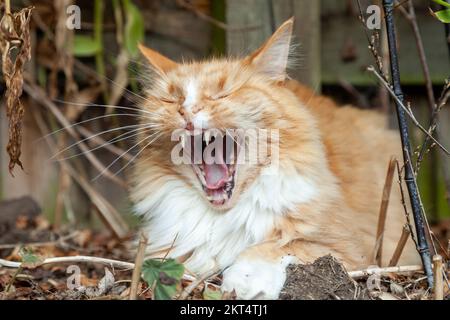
[0,6,33,174]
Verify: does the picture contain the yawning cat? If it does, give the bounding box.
[131,18,420,299]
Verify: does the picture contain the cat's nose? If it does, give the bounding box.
[178,107,191,122]
[178,106,208,130]
[185,122,194,131]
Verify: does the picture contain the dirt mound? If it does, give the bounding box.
[280,255,370,300]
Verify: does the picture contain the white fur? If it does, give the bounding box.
[183,79,198,113]
[192,111,209,129]
[182,79,209,129]
[135,165,317,276]
[222,255,298,299]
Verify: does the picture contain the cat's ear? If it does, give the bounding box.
[245,18,294,81]
[138,43,178,74]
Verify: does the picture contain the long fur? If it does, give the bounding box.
[131,19,420,299]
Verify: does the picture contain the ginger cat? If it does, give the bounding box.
[131,18,420,299]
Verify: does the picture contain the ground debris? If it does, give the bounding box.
[280,255,370,300]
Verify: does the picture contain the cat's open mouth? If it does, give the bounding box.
[187,130,239,207]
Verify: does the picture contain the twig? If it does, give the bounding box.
[4,0,11,14]
[382,0,434,287]
[389,224,411,267]
[367,66,449,155]
[0,255,198,285]
[396,161,417,247]
[448,240,450,259]
[178,268,219,300]
[373,157,397,266]
[108,0,129,109]
[0,256,134,269]
[129,233,147,300]
[433,255,444,300]
[348,265,423,279]
[0,231,80,250]
[396,1,435,112]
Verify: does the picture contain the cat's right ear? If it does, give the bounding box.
[138,44,178,74]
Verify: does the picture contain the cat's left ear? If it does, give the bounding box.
[245,18,294,81]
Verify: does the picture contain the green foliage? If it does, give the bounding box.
[73,35,101,57]
[123,0,145,58]
[431,0,450,23]
[19,247,43,267]
[432,0,450,8]
[203,286,222,300]
[434,9,450,23]
[141,258,184,300]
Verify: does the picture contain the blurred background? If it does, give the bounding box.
[0,0,449,239]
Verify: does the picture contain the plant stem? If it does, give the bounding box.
[444,0,450,60]
[94,0,108,102]
[433,255,444,300]
[4,0,11,14]
[129,233,147,300]
[4,266,22,293]
[382,0,434,288]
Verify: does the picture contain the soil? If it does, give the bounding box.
[280,255,370,300]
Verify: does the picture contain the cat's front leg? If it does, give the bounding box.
[221,250,297,300]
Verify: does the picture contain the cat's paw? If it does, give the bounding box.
[221,256,296,300]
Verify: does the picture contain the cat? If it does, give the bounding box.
[131,18,420,299]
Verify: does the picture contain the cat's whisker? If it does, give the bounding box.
[53,99,164,118]
[56,125,156,162]
[50,123,160,160]
[40,112,159,141]
[92,132,163,182]
[111,133,163,179]
[52,100,179,129]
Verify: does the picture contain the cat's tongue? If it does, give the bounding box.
[204,163,228,190]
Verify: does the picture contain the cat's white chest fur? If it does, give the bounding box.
[134,166,316,275]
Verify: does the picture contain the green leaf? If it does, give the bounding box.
[19,247,43,267]
[123,0,145,58]
[154,283,178,300]
[434,9,450,23]
[73,35,101,57]
[432,0,450,9]
[203,287,222,300]
[141,259,185,300]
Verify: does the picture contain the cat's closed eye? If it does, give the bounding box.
[207,93,231,101]
[160,97,177,104]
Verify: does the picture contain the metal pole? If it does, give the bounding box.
[382,0,433,288]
